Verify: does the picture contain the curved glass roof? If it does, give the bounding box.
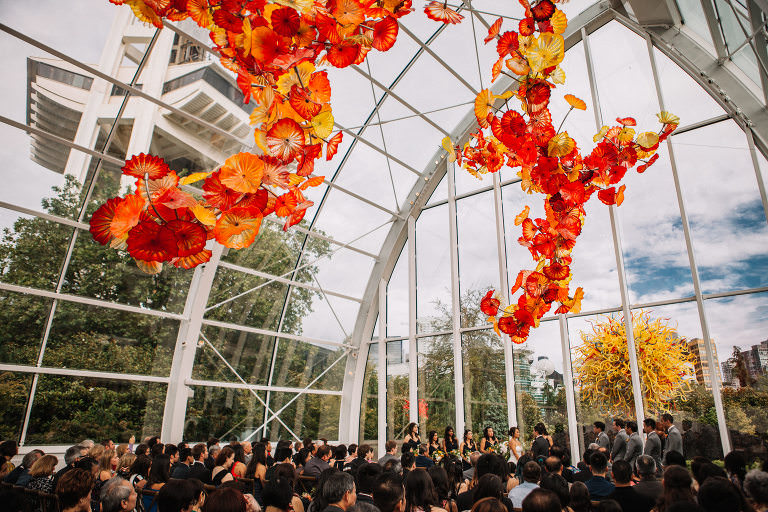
[1,0,768,452]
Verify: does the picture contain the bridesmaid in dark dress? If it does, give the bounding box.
[443,426,459,454]
[428,431,441,457]
[460,429,477,470]
[402,422,421,453]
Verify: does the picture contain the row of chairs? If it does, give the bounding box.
[0,482,59,512]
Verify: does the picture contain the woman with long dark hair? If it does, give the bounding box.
[403,423,421,453]
[569,481,593,512]
[508,427,523,465]
[405,468,447,512]
[652,465,696,512]
[245,443,268,506]
[460,430,477,470]
[440,456,465,498]
[428,431,441,457]
[429,466,458,512]
[724,451,748,491]
[479,427,498,453]
[443,426,459,454]
[212,447,235,487]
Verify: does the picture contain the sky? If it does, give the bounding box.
[1,1,767,395]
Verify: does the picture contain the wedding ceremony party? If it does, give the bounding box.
[1,0,768,511]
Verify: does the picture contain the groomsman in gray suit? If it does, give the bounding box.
[611,418,628,462]
[624,421,643,469]
[642,418,663,474]
[661,413,683,464]
[593,421,611,451]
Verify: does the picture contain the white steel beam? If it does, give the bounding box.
[447,162,466,436]
[200,319,353,349]
[0,364,170,383]
[378,279,387,455]
[407,216,418,424]
[558,315,581,463]
[185,378,343,396]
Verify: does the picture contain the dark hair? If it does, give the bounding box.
[697,476,744,512]
[440,457,464,499]
[469,497,506,512]
[203,487,246,512]
[0,440,18,458]
[75,456,98,472]
[165,444,179,457]
[274,464,297,488]
[724,451,747,485]
[473,474,504,501]
[135,444,149,457]
[295,448,311,467]
[590,452,608,473]
[374,473,404,512]
[348,444,358,456]
[427,466,451,502]
[303,438,314,450]
[582,448,595,464]
[613,418,625,429]
[611,460,632,484]
[540,473,570,508]
[207,438,220,448]
[244,443,267,478]
[406,423,418,437]
[316,445,332,459]
[357,462,383,494]
[401,452,415,469]
[476,453,508,480]
[275,446,293,463]
[666,504,704,512]
[148,453,171,485]
[158,478,200,512]
[595,500,622,512]
[644,418,657,429]
[216,447,235,467]
[130,454,152,479]
[508,427,519,437]
[322,471,355,504]
[483,426,496,440]
[521,488,562,512]
[534,423,548,435]
[359,444,374,459]
[428,431,439,444]
[666,451,686,468]
[418,444,428,455]
[464,430,472,442]
[544,456,562,474]
[661,413,674,423]
[230,443,246,465]
[179,447,192,463]
[404,468,439,512]
[151,443,166,458]
[386,441,397,453]
[593,421,606,432]
[192,443,206,461]
[444,426,456,443]
[334,445,348,460]
[636,455,657,478]
[56,468,94,509]
[523,461,542,483]
[262,477,294,510]
[568,481,592,512]
[658,466,695,511]
[626,421,638,433]
[695,463,727,485]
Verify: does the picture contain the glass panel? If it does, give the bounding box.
[311,188,392,255]
[360,343,379,445]
[205,266,289,331]
[615,151,695,303]
[416,204,451,332]
[63,228,192,314]
[282,292,358,342]
[427,173,448,206]
[0,371,33,441]
[194,326,275,385]
[706,292,768,457]
[676,0,716,50]
[313,246,374,299]
[387,246,409,338]
[0,291,52,366]
[417,335,456,436]
[386,339,410,440]
[0,209,75,291]
[43,301,178,376]
[462,331,508,434]
[221,221,305,275]
[514,320,569,451]
[673,120,768,293]
[185,385,265,442]
[653,48,726,126]
[267,392,341,441]
[26,376,166,444]
[270,340,346,391]
[457,191,498,327]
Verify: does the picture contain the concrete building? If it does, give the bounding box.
[687,338,722,389]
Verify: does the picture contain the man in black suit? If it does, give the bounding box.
[531,423,550,462]
[188,443,212,484]
[355,462,381,505]
[171,447,194,479]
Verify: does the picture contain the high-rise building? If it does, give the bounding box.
[687,338,722,389]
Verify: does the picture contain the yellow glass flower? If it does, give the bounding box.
[526,33,564,74]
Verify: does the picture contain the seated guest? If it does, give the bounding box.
[189,444,211,484]
[144,454,172,512]
[595,500,622,512]
[428,466,457,512]
[99,477,137,512]
[322,471,358,512]
[230,443,248,478]
[129,455,152,489]
[415,444,435,469]
[470,497,506,512]
[54,446,84,487]
[334,446,348,471]
[538,473,569,511]
[584,452,614,500]
[548,446,574,484]
[295,448,312,472]
[171,448,194,479]
[473,473,515,512]
[272,463,306,512]
[745,469,768,512]
[0,440,18,479]
[266,446,294,481]
[379,441,399,466]
[116,453,135,480]
[509,461,540,508]
[665,451,686,469]
[56,468,94,512]
[463,452,481,482]
[212,447,235,486]
[4,449,43,486]
[244,443,268,506]
[204,487,251,512]
[207,444,221,472]
[456,454,508,511]
[573,449,594,483]
[697,476,749,512]
[356,462,382,505]
[374,473,405,512]
[349,445,375,474]
[634,455,663,503]
[401,452,416,477]
[568,482,592,512]
[263,477,295,512]
[655,465,696,512]
[304,445,333,478]
[382,459,402,476]
[26,454,59,493]
[346,445,358,464]
[607,460,654,512]
[405,468,446,512]
[521,488,561,512]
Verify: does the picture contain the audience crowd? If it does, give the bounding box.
[0,412,767,512]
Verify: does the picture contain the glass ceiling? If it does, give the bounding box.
[1,0,768,448]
